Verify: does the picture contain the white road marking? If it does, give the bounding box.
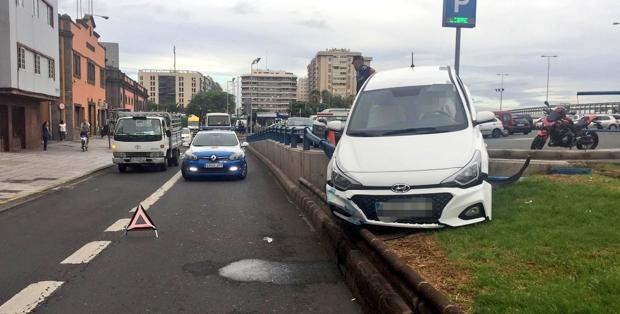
[104,218,130,232]
[130,171,182,212]
[60,241,111,264]
[0,281,63,314]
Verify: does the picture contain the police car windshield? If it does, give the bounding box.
[347,84,468,137]
[192,133,238,147]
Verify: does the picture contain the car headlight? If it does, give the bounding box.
[184,151,198,160]
[330,162,362,191]
[229,151,245,160]
[441,150,482,186]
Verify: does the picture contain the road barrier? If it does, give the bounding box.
[248,126,335,158]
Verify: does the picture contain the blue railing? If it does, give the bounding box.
[247,126,336,159]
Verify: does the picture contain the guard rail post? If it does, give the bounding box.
[284,127,291,145]
[303,128,311,151]
[290,128,298,148]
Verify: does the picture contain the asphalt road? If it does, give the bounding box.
[0,155,359,313]
[485,132,620,150]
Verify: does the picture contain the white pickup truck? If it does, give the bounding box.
[112,112,182,172]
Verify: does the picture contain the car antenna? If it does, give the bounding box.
[410,50,415,68]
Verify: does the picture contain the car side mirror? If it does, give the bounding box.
[165,130,171,137]
[326,120,345,132]
[241,142,249,148]
[475,111,495,125]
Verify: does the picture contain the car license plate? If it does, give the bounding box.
[133,157,147,162]
[517,124,525,126]
[375,199,433,218]
[205,163,223,168]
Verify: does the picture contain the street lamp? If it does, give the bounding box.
[541,55,558,102]
[249,57,261,133]
[226,77,236,115]
[496,73,509,111]
[92,14,109,19]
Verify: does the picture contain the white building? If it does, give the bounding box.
[0,0,60,151]
[138,69,220,108]
[241,70,297,113]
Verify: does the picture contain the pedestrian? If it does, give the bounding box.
[59,120,66,141]
[42,121,50,151]
[352,55,376,94]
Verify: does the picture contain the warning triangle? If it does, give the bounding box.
[126,204,157,236]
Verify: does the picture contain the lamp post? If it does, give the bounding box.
[496,73,508,111]
[92,14,109,19]
[541,55,558,102]
[249,57,261,133]
[226,77,235,115]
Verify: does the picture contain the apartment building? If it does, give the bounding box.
[0,0,60,151]
[138,70,219,108]
[241,70,297,113]
[102,42,148,112]
[57,14,106,139]
[307,48,372,99]
[296,77,309,102]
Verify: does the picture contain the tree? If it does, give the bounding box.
[309,90,321,104]
[185,91,235,124]
[146,100,181,113]
[321,90,332,105]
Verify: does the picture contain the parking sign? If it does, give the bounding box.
[443,0,477,28]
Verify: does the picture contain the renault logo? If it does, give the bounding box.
[391,184,411,193]
[210,155,217,161]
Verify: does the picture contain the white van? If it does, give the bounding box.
[204,113,233,131]
[325,66,496,228]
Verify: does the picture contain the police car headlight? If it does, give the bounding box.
[229,151,245,160]
[442,150,481,186]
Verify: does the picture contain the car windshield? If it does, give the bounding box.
[208,116,230,126]
[346,84,468,137]
[288,118,313,126]
[192,133,238,147]
[114,118,162,142]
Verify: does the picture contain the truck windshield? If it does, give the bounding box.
[207,116,230,126]
[346,84,468,137]
[114,118,162,142]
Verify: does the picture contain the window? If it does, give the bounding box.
[87,61,96,84]
[179,77,184,81]
[139,75,143,81]
[48,58,55,79]
[45,2,53,27]
[34,54,41,74]
[17,47,25,69]
[73,54,81,77]
[150,76,155,80]
[99,68,105,88]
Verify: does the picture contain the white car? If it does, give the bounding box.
[325,66,495,229]
[181,128,192,146]
[593,115,618,129]
[478,118,505,138]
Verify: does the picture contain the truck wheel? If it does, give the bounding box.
[159,162,168,171]
[172,150,180,166]
[118,164,127,173]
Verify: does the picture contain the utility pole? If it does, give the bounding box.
[496,73,508,111]
[249,57,261,133]
[454,27,461,75]
[541,55,557,102]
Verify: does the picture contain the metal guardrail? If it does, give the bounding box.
[247,126,336,159]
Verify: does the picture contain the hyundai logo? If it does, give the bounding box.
[210,155,217,161]
[391,184,411,193]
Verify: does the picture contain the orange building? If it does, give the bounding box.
[57,14,106,139]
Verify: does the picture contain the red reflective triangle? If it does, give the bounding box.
[127,204,156,230]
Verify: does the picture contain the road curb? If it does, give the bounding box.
[488,149,620,160]
[248,145,458,313]
[0,163,113,214]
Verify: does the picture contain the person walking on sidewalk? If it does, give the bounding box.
[42,121,50,151]
[59,120,67,141]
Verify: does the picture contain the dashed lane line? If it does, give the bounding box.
[104,218,130,232]
[0,281,63,314]
[60,241,111,264]
[129,171,182,212]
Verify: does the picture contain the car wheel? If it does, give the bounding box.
[492,129,502,138]
[118,164,127,173]
[609,125,618,130]
[182,170,192,181]
[238,164,247,180]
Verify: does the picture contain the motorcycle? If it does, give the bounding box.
[530,101,599,150]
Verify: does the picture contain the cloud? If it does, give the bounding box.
[298,18,330,30]
[231,1,259,15]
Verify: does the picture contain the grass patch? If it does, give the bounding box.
[436,174,620,313]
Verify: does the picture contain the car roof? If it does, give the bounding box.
[364,66,454,91]
[195,130,236,135]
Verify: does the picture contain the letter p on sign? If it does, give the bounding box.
[454,0,470,13]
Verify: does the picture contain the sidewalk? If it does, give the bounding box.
[0,138,113,206]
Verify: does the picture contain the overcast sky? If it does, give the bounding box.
[59,0,620,110]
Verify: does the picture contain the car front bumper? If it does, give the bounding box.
[113,157,166,165]
[182,159,246,177]
[326,182,492,229]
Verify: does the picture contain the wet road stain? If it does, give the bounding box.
[183,259,340,285]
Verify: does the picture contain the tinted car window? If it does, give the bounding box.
[192,133,238,146]
[347,84,468,137]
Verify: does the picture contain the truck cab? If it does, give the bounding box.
[112,112,182,172]
[202,113,233,131]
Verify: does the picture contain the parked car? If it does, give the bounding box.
[478,118,505,138]
[325,66,495,229]
[512,118,532,134]
[493,111,515,134]
[182,130,248,180]
[286,117,313,142]
[312,109,350,138]
[181,128,192,146]
[512,114,533,126]
[592,115,618,129]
